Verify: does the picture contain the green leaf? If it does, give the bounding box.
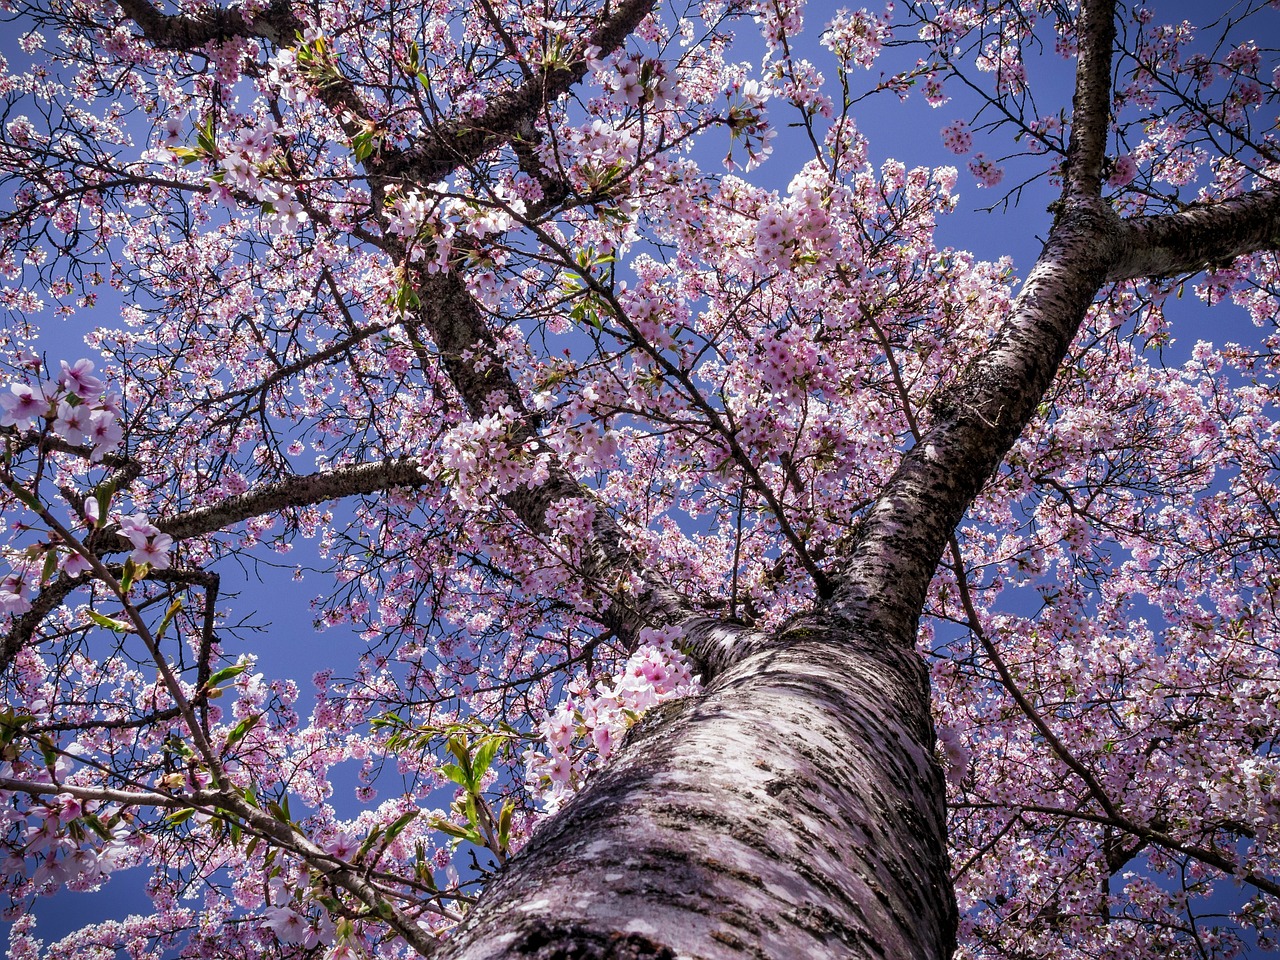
[415,844,438,889]
[440,763,469,788]
[94,487,113,528]
[206,663,248,688]
[8,485,39,510]
[155,599,183,642]
[497,801,514,851]
[40,548,58,585]
[0,711,33,745]
[165,807,196,826]
[119,558,143,593]
[385,809,418,843]
[446,736,473,779]
[472,737,500,781]
[196,114,216,155]
[430,816,481,844]
[223,714,261,752]
[81,811,112,840]
[370,711,404,731]
[352,131,373,161]
[355,825,384,861]
[86,609,130,633]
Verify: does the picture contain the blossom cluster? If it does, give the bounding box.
[0,1,1275,957]
[0,751,137,901]
[437,404,552,510]
[525,626,699,813]
[0,359,121,461]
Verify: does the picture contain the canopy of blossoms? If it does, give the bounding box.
[0,0,1275,957]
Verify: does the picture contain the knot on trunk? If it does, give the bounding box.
[512,920,676,960]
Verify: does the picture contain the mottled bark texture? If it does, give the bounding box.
[438,627,952,960]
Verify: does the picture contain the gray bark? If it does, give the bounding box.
[438,624,953,960]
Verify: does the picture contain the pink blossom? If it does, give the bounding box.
[118,514,159,545]
[57,359,103,400]
[61,551,93,576]
[87,409,123,459]
[1107,154,1139,188]
[53,399,90,445]
[263,905,309,944]
[129,532,173,569]
[611,61,644,108]
[0,383,45,430]
[325,831,359,859]
[967,153,1005,188]
[940,120,972,155]
[0,572,32,614]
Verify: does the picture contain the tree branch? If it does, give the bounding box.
[1063,0,1118,202]
[823,0,1280,650]
[113,0,299,47]
[159,457,429,542]
[117,0,655,197]
[409,269,692,642]
[1109,185,1280,280]
[376,0,657,186]
[827,203,1123,644]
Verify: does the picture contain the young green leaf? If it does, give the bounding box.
[223,714,261,752]
[384,810,418,843]
[86,609,131,633]
[206,663,249,688]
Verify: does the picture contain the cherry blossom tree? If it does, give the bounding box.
[0,0,1277,957]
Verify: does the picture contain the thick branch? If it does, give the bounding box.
[376,0,656,186]
[412,270,692,641]
[0,776,180,807]
[117,0,654,195]
[829,203,1124,642]
[113,0,299,47]
[826,2,1280,647]
[160,458,429,542]
[823,2,1123,639]
[1109,186,1280,280]
[1063,0,1118,201]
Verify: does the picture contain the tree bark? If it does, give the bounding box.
[427,202,1136,959]
[438,621,954,960]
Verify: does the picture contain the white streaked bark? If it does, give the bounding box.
[438,626,954,960]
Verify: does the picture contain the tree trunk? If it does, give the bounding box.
[438,618,955,960]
